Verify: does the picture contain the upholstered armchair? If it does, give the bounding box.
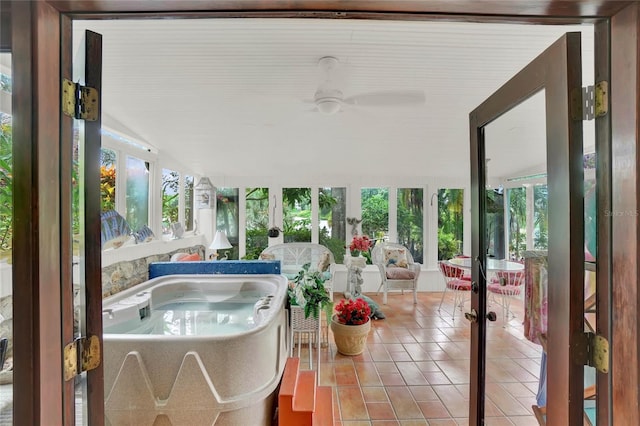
[372,242,421,305]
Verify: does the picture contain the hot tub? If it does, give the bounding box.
[102,274,289,425]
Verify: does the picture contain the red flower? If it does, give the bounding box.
[349,235,373,252]
[334,298,371,325]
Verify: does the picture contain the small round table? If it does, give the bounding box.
[448,257,524,272]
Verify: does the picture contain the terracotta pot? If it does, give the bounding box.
[330,315,371,356]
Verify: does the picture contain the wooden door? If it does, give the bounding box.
[468,32,586,425]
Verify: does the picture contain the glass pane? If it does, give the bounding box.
[506,187,527,261]
[184,175,194,231]
[283,188,311,243]
[125,156,149,232]
[484,90,545,419]
[361,187,388,243]
[100,148,116,212]
[0,56,13,423]
[486,188,505,259]
[437,189,463,260]
[216,188,239,260]
[533,184,548,250]
[245,188,268,259]
[397,188,423,263]
[161,168,179,236]
[319,187,346,264]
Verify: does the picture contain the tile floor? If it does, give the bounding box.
[294,291,543,425]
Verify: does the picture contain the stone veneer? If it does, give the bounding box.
[101,245,205,298]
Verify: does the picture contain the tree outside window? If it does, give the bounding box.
[438,189,464,260]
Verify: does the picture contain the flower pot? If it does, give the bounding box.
[330,315,371,356]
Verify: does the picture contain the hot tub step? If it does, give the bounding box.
[292,370,317,412]
[279,357,334,426]
[312,386,334,426]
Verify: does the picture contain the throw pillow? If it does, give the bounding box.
[179,253,201,261]
[317,251,331,272]
[386,267,416,280]
[260,252,276,260]
[384,248,408,268]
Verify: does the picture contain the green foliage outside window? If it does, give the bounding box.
[438,189,463,260]
[0,114,11,256]
[162,169,179,234]
[361,188,388,242]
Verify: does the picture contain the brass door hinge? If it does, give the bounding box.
[63,335,101,381]
[62,78,99,121]
[573,331,609,373]
[572,81,608,121]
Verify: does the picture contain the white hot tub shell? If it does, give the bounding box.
[102,274,289,426]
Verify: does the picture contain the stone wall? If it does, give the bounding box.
[101,245,205,298]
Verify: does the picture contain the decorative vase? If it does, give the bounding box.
[350,249,361,257]
[330,315,371,356]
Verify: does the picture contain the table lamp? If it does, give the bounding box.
[209,230,232,260]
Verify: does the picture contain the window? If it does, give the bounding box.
[184,175,194,231]
[100,148,116,212]
[161,168,179,235]
[361,187,389,242]
[397,188,424,263]
[283,187,311,243]
[506,187,526,260]
[486,188,505,259]
[125,155,150,232]
[245,187,269,259]
[533,184,548,250]
[216,188,239,260]
[438,189,464,260]
[319,187,346,264]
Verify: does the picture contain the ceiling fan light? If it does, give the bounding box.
[316,98,342,115]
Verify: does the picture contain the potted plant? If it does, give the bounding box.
[288,262,333,319]
[349,234,373,264]
[330,298,372,355]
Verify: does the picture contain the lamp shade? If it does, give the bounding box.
[209,230,232,250]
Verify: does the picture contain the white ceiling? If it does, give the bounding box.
[71,18,594,182]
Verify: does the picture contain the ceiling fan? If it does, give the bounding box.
[310,56,426,115]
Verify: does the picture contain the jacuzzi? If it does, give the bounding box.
[102,274,289,426]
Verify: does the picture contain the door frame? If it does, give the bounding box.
[469,32,585,425]
[10,1,638,425]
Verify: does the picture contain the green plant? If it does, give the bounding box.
[0,114,12,255]
[289,262,333,319]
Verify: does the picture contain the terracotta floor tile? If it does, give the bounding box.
[338,386,369,420]
[432,385,468,417]
[335,363,360,386]
[403,343,432,361]
[362,387,389,403]
[426,418,458,426]
[416,400,450,418]
[386,386,424,419]
[355,363,384,386]
[396,362,430,386]
[408,385,438,402]
[366,402,396,420]
[422,371,452,385]
[319,292,541,424]
[508,416,539,425]
[379,372,406,386]
[375,362,400,374]
[414,360,441,373]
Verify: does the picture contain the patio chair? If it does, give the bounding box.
[487,269,525,325]
[372,243,421,305]
[437,261,471,319]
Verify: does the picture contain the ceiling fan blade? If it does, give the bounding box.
[344,90,425,107]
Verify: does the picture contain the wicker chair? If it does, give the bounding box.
[372,242,421,305]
